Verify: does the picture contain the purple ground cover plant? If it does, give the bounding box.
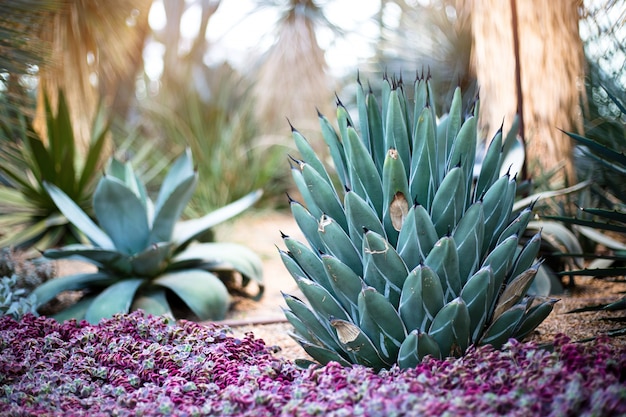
[1,311,625,416]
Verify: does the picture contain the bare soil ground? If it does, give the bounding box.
[214,210,626,362]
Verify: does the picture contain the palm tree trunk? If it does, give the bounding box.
[472,0,585,184]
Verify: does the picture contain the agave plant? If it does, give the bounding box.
[548,89,626,331]
[280,74,556,370]
[32,149,263,323]
[0,90,109,252]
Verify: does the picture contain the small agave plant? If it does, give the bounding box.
[280,74,556,370]
[33,149,263,324]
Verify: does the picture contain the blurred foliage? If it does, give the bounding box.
[136,63,290,214]
[0,90,110,253]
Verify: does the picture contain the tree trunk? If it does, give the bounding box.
[471,0,585,184]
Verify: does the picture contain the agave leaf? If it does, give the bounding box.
[397,330,421,369]
[149,175,197,244]
[282,235,329,289]
[410,106,437,209]
[424,236,461,302]
[382,148,411,245]
[322,255,363,318]
[131,287,173,317]
[292,127,334,188]
[44,182,114,249]
[446,116,476,207]
[172,242,263,290]
[452,201,485,283]
[153,270,230,321]
[84,278,144,324]
[299,162,348,231]
[345,127,384,215]
[318,215,362,276]
[366,89,386,173]
[398,329,442,369]
[576,225,626,251]
[44,246,131,274]
[363,229,409,307]
[482,235,519,299]
[356,75,371,151]
[294,276,351,323]
[460,266,494,343]
[93,176,150,255]
[475,129,503,202]
[399,264,445,331]
[289,199,325,252]
[154,149,195,210]
[52,296,95,322]
[565,130,626,166]
[284,293,347,355]
[515,299,557,340]
[396,203,438,270]
[344,191,386,251]
[32,271,117,307]
[443,87,463,171]
[428,297,471,358]
[508,232,542,282]
[293,333,353,367]
[481,174,513,253]
[318,111,349,187]
[480,304,526,348]
[173,189,262,247]
[493,262,540,320]
[358,287,407,362]
[430,167,466,236]
[329,318,389,370]
[497,205,533,245]
[130,242,176,277]
[385,89,411,173]
[280,249,309,283]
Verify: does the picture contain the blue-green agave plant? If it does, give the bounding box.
[280,75,557,370]
[33,149,263,323]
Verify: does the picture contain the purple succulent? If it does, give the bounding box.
[1,311,624,416]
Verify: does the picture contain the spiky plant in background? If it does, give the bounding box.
[280,74,556,370]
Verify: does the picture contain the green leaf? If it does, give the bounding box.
[396,203,438,271]
[424,236,461,302]
[318,215,362,277]
[363,229,409,307]
[44,246,131,274]
[430,167,466,237]
[154,149,196,213]
[149,174,197,244]
[85,278,144,324]
[131,242,176,277]
[172,242,264,292]
[399,264,445,332]
[428,297,471,357]
[154,270,230,321]
[131,288,173,317]
[44,182,114,249]
[32,272,117,307]
[480,304,526,349]
[330,318,389,370]
[93,176,150,255]
[173,189,262,247]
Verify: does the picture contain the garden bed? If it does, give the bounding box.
[2,210,626,415]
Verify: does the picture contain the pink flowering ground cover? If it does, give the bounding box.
[1,311,625,417]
